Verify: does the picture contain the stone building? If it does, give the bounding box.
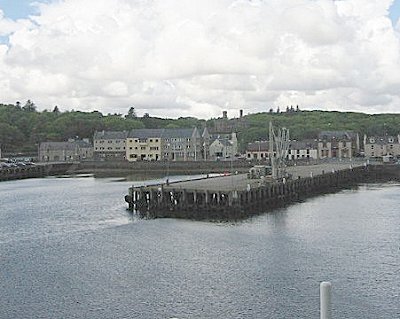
[317,131,360,159]
[209,133,238,160]
[39,139,93,162]
[363,135,400,158]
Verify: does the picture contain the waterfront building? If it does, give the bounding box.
[162,128,201,161]
[126,129,163,162]
[39,139,93,162]
[317,131,360,159]
[287,140,318,161]
[209,133,238,160]
[125,128,202,162]
[93,131,128,160]
[246,141,270,161]
[363,135,400,158]
[246,139,318,161]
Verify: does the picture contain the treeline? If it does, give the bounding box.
[241,110,400,146]
[0,103,206,154]
[1,101,400,155]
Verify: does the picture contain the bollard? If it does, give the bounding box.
[320,281,332,319]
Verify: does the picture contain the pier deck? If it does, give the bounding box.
[125,161,387,220]
[158,162,365,192]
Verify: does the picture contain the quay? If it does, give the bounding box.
[125,162,400,220]
[0,162,79,182]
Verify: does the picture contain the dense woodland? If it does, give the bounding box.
[1,101,400,155]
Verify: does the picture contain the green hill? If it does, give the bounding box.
[1,102,399,155]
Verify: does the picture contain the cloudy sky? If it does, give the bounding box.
[0,0,400,118]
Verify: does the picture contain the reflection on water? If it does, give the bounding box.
[0,177,399,319]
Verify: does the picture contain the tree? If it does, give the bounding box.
[125,107,137,119]
[22,100,36,112]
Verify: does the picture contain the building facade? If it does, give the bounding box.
[125,128,203,162]
[363,135,400,158]
[287,140,318,160]
[317,131,360,159]
[126,129,163,162]
[162,128,201,161]
[93,131,128,160]
[39,139,93,162]
[246,141,270,161]
[209,133,238,160]
[246,140,318,161]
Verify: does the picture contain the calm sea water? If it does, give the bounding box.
[0,176,399,319]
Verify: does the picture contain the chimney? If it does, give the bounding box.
[223,111,227,119]
[239,109,243,118]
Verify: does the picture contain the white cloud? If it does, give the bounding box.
[0,0,400,118]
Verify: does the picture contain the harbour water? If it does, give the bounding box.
[0,175,399,318]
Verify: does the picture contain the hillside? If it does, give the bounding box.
[1,102,399,155]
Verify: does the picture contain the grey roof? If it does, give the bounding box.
[318,131,357,141]
[289,140,318,149]
[40,142,77,151]
[40,140,93,150]
[74,140,92,148]
[95,128,200,140]
[93,131,128,140]
[162,128,197,138]
[247,141,269,151]
[128,129,164,138]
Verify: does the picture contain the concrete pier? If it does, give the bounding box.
[125,163,400,220]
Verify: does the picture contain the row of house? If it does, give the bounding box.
[38,129,400,163]
[39,128,239,162]
[246,131,400,161]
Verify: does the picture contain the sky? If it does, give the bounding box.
[0,0,400,119]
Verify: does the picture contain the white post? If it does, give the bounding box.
[320,281,332,319]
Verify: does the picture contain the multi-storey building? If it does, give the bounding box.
[162,128,202,161]
[126,129,163,162]
[317,131,360,159]
[93,131,128,160]
[363,135,400,158]
[125,128,202,161]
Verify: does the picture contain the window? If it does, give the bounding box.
[141,146,146,150]
[150,139,153,142]
[155,139,159,142]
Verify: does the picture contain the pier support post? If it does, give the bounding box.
[320,281,332,319]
